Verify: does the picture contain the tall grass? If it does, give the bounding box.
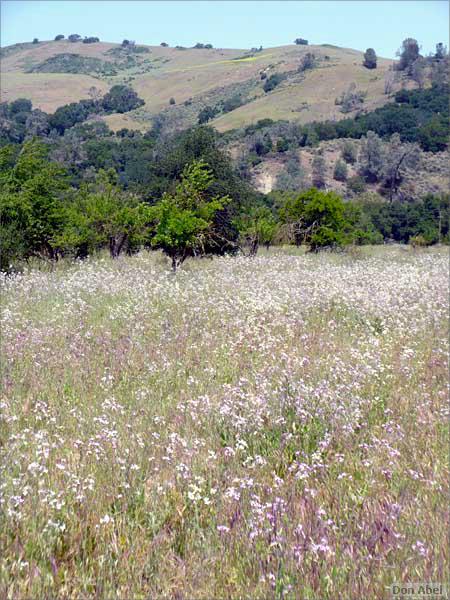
[0,246,448,599]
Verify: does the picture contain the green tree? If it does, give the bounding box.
[397,38,420,73]
[56,169,150,258]
[149,160,230,271]
[0,140,67,270]
[418,115,448,152]
[57,169,150,259]
[102,85,144,114]
[235,206,277,256]
[198,105,218,124]
[363,48,377,69]
[279,188,352,251]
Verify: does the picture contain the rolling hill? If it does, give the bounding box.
[1,38,401,132]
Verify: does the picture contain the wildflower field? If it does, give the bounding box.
[0,246,448,599]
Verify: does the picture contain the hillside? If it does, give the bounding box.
[1,39,400,132]
[246,138,449,197]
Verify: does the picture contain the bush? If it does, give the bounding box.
[294,38,308,45]
[276,138,289,153]
[68,34,81,43]
[347,175,367,195]
[222,95,243,113]
[160,42,169,47]
[341,140,357,164]
[32,38,39,44]
[54,34,65,41]
[335,83,367,113]
[263,73,285,93]
[169,97,176,105]
[333,160,348,181]
[409,234,428,248]
[198,106,218,124]
[298,53,316,72]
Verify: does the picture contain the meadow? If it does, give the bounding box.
[0,246,448,599]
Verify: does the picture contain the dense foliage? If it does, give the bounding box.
[0,62,448,271]
[0,85,145,142]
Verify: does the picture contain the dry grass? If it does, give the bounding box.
[0,72,110,113]
[1,40,396,127]
[0,246,448,599]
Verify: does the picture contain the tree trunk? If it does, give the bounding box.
[249,238,259,257]
[109,234,128,259]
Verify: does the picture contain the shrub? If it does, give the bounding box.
[335,83,367,113]
[333,160,348,181]
[32,38,39,44]
[68,34,81,43]
[298,53,316,72]
[169,97,176,105]
[341,140,357,164]
[294,38,308,45]
[312,154,326,188]
[54,34,65,41]
[263,73,285,93]
[347,175,367,195]
[409,234,428,248]
[198,106,218,124]
[276,138,289,153]
[222,95,243,113]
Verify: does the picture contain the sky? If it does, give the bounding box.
[1,1,448,59]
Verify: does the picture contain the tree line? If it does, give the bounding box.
[1,132,448,272]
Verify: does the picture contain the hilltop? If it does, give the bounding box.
[1,38,399,132]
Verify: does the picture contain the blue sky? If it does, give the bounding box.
[1,1,448,58]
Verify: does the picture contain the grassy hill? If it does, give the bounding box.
[1,39,401,132]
